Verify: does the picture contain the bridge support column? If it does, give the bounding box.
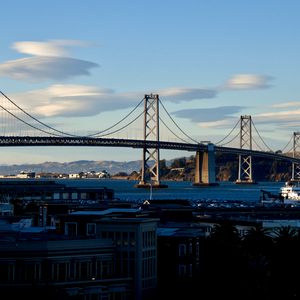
[135,94,167,189]
[193,144,218,186]
[235,115,256,184]
[291,132,300,183]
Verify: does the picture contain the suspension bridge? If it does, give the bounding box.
[0,91,300,188]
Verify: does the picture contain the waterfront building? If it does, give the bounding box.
[156,224,205,298]
[0,207,159,300]
[4,178,300,299]
[60,209,159,300]
[0,199,14,216]
[0,179,115,205]
[0,229,133,299]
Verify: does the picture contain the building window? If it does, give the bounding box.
[196,241,200,258]
[65,222,77,237]
[0,262,14,281]
[178,264,186,277]
[71,192,78,200]
[188,264,193,277]
[53,193,60,200]
[25,262,41,282]
[87,223,96,236]
[178,244,186,257]
[52,262,69,281]
[63,192,69,200]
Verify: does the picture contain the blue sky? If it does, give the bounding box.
[1,0,300,164]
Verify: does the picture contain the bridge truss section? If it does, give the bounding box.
[292,132,300,182]
[236,115,255,184]
[136,94,167,188]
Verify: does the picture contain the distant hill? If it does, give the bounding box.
[0,160,143,176]
[0,153,293,181]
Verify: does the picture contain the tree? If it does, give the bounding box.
[270,226,300,299]
[202,220,243,299]
[241,224,273,298]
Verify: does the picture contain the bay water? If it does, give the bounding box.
[57,179,284,205]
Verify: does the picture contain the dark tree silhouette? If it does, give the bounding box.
[241,224,273,298]
[202,220,244,299]
[269,225,300,299]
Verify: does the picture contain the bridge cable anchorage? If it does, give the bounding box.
[214,118,240,145]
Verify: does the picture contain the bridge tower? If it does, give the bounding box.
[136,94,167,189]
[291,132,300,182]
[236,115,256,184]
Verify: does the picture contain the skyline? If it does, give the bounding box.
[1,0,300,164]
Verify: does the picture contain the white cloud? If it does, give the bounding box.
[0,57,98,81]
[272,101,300,108]
[256,110,300,120]
[0,40,98,82]
[158,87,217,102]
[7,85,220,118]
[10,85,139,117]
[13,41,67,57]
[172,106,244,122]
[252,109,300,129]
[12,39,91,57]
[198,119,234,129]
[223,74,273,90]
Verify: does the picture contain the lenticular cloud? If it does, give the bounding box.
[0,56,99,81]
[0,40,99,82]
[224,74,273,90]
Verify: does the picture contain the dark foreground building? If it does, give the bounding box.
[0,236,132,299]
[3,180,300,299]
[0,209,159,300]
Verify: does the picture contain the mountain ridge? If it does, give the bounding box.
[0,160,143,176]
[0,154,293,182]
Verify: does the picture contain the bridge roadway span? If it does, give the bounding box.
[0,136,300,164]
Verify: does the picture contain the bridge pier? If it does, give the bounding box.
[193,144,219,187]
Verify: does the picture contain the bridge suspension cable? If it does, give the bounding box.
[91,109,145,138]
[214,118,240,146]
[2,89,298,163]
[85,97,145,137]
[251,136,265,151]
[158,117,191,144]
[0,91,146,139]
[217,130,240,147]
[0,91,78,137]
[0,101,62,136]
[251,119,273,152]
[281,134,294,153]
[158,98,200,144]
